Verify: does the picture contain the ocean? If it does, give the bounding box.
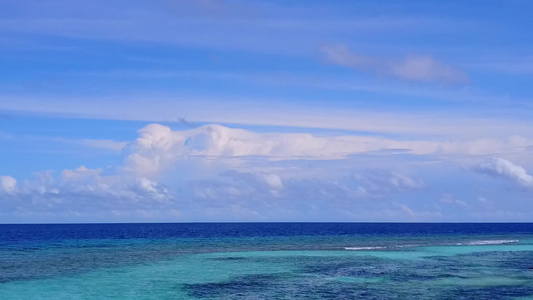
[1,223,533,299]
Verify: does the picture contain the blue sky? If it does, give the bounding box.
[0,0,532,223]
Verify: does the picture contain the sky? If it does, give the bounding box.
[0,0,532,223]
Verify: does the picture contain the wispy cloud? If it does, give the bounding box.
[75,139,127,151]
[0,131,127,152]
[0,1,480,56]
[2,94,532,139]
[322,44,469,84]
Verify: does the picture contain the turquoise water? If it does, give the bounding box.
[2,223,533,299]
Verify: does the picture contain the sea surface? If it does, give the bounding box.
[2,223,533,299]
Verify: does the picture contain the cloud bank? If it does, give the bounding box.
[124,124,532,176]
[2,123,533,222]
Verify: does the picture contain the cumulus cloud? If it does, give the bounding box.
[322,44,468,83]
[123,123,348,175]
[0,166,173,218]
[474,157,533,186]
[124,123,531,176]
[4,123,533,222]
[1,124,433,221]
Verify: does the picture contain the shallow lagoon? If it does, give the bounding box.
[2,223,533,299]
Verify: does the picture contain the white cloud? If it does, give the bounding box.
[3,123,533,222]
[474,157,533,186]
[0,167,174,218]
[133,177,171,202]
[0,175,17,193]
[322,44,468,83]
[124,123,532,176]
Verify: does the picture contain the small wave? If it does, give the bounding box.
[344,246,386,251]
[456,240,519,246]
[395,244,420,248]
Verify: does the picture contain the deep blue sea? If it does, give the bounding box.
[2,223,533,299]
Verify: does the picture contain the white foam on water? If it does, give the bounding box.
[344,246,387,251]
[456,239,519,246]
[395,244,420,248]
[345,240,520,251]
